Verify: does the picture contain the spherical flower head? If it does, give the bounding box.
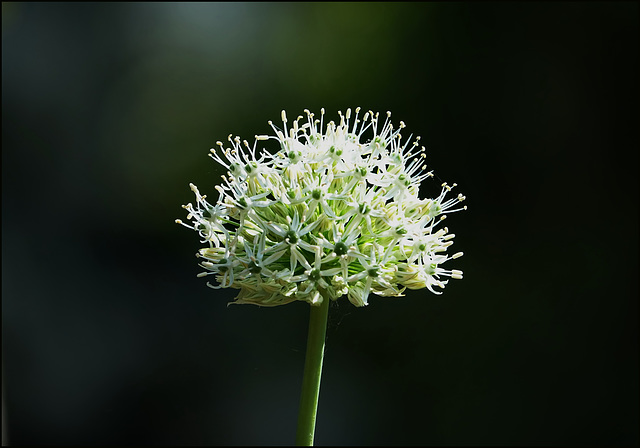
[176,108,466,307]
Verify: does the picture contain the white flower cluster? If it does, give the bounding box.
[177,108,466,307]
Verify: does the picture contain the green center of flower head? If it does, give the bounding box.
[244,162,257,174]
[230,163,241,175]
[425,200,442,219]
[334,241,348,256]
[179,107,467,307]
[372,136,385,148]
[248,261,262,274]
[288,151,300,162]
[328,145,343,157]
[309,269,322,282]
[285,230,298,244]
[398,173,411,187]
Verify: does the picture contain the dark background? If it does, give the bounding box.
[2,2,638,446]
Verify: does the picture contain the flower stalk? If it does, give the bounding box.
[295,291,330,446]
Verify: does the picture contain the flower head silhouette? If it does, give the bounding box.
[177,108,466,307]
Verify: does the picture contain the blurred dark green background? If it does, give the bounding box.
[2,2,638,446]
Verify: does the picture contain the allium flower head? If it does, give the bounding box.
[176,108,466,307]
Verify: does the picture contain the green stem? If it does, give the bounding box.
[295,291,330,446]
